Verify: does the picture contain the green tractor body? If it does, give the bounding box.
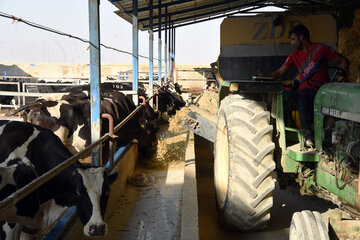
[218,79,360,208]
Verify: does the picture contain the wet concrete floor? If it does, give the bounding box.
[102,163,184,240]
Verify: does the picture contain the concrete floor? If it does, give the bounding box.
[102,163,184,240]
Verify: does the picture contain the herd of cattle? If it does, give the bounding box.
[0,82,186,239]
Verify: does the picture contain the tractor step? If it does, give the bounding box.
[287,143,320,162]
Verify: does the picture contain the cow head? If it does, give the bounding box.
[25,105,58,131]
[137,103,159,151]
[10,100,59,131]
[72,167,117,237]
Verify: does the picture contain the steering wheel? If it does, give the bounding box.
[328,66,346,83]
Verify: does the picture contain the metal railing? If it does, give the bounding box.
[0,81,22,108]
[0,81,142,112]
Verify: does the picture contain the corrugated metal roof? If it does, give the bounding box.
[108,0,352,31]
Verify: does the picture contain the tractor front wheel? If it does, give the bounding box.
[214,94,276,231]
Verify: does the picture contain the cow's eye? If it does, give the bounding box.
[76,190,81,198]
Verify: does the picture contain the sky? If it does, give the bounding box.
[0,0,224,65]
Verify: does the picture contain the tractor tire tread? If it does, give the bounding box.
[214,94,275,231]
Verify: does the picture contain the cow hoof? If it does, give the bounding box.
[128,173,155,187]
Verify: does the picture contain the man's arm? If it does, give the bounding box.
[334,54,350,72]
[270,64,289,80]
[325,45,349,72]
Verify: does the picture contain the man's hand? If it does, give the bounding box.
[338,54,349,73]
[271,64,289,80]
[333,53,349,82]
[335,68,347,82]
[281,79,294,87]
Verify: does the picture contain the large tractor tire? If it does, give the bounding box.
[214,94,276,231]
[289,211,329,240]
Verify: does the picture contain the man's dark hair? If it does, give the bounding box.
[289,24,310,40]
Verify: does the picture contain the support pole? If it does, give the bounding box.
[164,7,168,84]
[149,0,154,100]
[133,0,139,105]
[168,24,171,78]
[168,19,171,79]
[172,22,175,78]
[88,0,102,166]
[174,26,176,73]
[158,0,162,85]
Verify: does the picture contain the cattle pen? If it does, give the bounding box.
[0,87,157,238]
[0,65,193,238]
[1,0,356,240]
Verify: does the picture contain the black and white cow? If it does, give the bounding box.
[64,81,185,118]
[10,89,158,159]
[0,120,117,239]
[153,82,186,117]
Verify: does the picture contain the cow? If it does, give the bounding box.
[35,80,80,94]
[0,120,117,239]
[153,82,186,118]
[10,88,158,161]
[30,80,184,119]
[62,81,184,116]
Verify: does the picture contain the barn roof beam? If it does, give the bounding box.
[125,0,194,14]
[152,5,263,31]
[139,0,264,22]
[143,1,329,27]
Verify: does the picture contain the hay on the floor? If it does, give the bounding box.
[193,90,218,115]
[141,107,190,169]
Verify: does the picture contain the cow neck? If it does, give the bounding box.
[27,163,39,178]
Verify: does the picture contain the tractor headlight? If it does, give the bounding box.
[229,83,239,92]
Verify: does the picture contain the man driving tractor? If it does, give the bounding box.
[270,23,349,148]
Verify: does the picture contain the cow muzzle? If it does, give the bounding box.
[85,223,107,237]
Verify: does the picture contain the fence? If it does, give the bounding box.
[174,69,216,92]
[0,78,141,111]
[0,68,215,112]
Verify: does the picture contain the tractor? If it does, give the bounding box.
[184,13,360,239]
